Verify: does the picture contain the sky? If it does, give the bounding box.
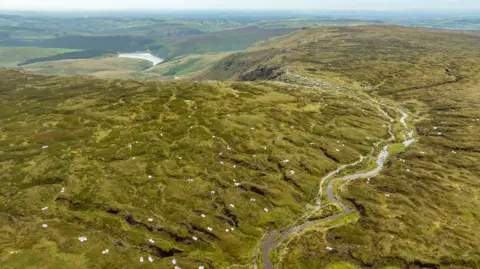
[1,0,479,11]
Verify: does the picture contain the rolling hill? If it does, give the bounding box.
[1,25,480,269]
[149,27,296,59]
[0,47,79,67]
[12,27,298,79]
[20,53,232,80]
[198,25,480,269]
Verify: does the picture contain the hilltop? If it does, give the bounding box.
[200,25,480,268]
[198,25,480,87]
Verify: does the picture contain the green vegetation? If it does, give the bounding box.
[386,143,405,159]
[1,17,480,269]
[18,49,113,66]
[203,25,480,269]
[21,57,152,78]
[150,27,296,59]
[147,52,233,78]
[252,18,383,29]
[307,204,342,221]
[0,47,79,67]
[21,53,233,80]
[36,35,156,52]
[2,24,298,78]
[0,69,393,268]
[326,262,361,269]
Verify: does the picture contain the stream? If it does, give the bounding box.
[254,105,415,269]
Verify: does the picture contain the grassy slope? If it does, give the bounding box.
[0,70,392,268]
[201,26,480,268]
[150,27,296,59]
[21,57,152,78]
[36,35,156,52]
[197,25,480,85]
[2,25,480,269]
[14,27,296,80]
[0,16,245,43]
[0,47,79,67]
[21,53,232,80]
[146,52,234,79]
[249,18,383,29]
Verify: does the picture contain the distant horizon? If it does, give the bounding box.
[2,8,480,12]
[2,0,480,12]
[1,9,480,16]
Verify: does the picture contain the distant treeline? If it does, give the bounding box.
[18,49,113,66]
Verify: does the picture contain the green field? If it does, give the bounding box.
[0,47,79,67]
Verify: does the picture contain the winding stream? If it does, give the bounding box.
[254,104,415,269]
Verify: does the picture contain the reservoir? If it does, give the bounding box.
[118,52,164,66]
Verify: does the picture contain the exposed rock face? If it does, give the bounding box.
[238,65,283,81]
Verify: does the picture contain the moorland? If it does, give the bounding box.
[0,12,480,269]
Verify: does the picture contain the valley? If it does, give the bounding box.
[0,10,480,269]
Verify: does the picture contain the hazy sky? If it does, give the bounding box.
[1,0,479,11]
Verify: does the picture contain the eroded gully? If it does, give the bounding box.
[253,99,415,269]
